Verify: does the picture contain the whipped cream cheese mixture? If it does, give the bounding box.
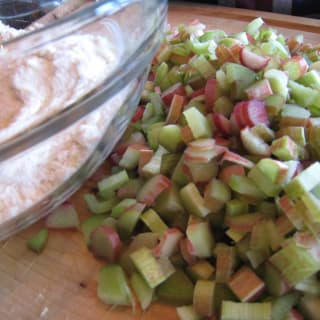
[0,21,128,224]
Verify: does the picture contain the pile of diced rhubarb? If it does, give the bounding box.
[29,18,320,320]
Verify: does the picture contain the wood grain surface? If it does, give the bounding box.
[1,3,319,320]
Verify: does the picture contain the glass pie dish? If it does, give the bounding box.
[0,0,167,240]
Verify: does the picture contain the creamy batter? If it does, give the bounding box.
[0,21,129,224]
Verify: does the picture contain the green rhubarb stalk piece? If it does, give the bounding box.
[299,70,320,90]
[288,80,318,111]
[161,153,181,176]
[130,247,175,288]
[245,17,264,37]
[45,204,80,229]
[221,301,272,320]
[284,162,320,199]
[227,175,266,200]
[193,280,216,317]
[176,305,203,320]
[248,166,282,197]
[27,228,49,253]
[172,155,190,187]
[180,183,211,218]
[119,146,141,170]
[264,69,289,99]
[140,209,168,234]
[130,272,154,311]
[183,107,212,139]
[189,54,216,79]
[97,264,133,307]
[226,199,248,217]
[116,204,145,240]
[186,260,215,282]
[111,198,137,218]
[204,178,231,212]
[265,94,285,117]
[270,136,299,161]
[98,170,129,196]
[156,269,194,305]
[83,193,119,215]
[154,184,185,223]
[269,242,320,286]
[158,124,184,152]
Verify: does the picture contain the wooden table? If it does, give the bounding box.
[1,4,319,320]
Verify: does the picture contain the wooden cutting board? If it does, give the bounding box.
[1,4,319,320]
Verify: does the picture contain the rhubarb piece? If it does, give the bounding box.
[119,232,159,275]
[225,63,256,100]
[130,272,154,311]
[142,145,169,176]
[116,203,145,240]
[161,82,186,107]
[228,266,265,302]
[185,160,219,183]
[176,305,202,320]
[214,96,234,117]
[226,228,247,242]
[256,158,289,185]
[186,221,214,258]
[219,164,246,184]
[248,166,282,197]
[160,153,181,176]
[183,107,212,139]
[179,237,197,266]
[130,247,175,288]
[84,193,119,215]
[117,178,143,199]
[193,280,216,317]
[166,94,185,124]
[205,78,219,112]
[221,301,272,320]
[119,145,141,170]
[227,175,266,200]
[98,170,129,196]
[220,150,254,169]
[245,17,264,37]
[215,244,236,283]
[156,269,194,305]
[204,178,231,212]
[271,136,299,161]
[240,47,270,71]
[137,174,171,205]
[89,225,122,262]
[180,183,211,218]
[97,264,133,307]
[189,54,216,79]
[158,125,184,152]
[154,184,185,222]
[294,275,320,295]
[172,156,190,187]
[225,200,248,217]
[264,262,292,297]
[276,127,306,147]
[251,124,275,142]
[278,195,304,230]
[111,198,137,218]
[264,69,289,99]
[299,70,320,90]
[269,242,320,286]
[280,104,310,127]
[271,292,300,320]
[212,113,233,136]
[146,121,165,150]
[45,204,80,229]
[186,260,215,281]
[81,215,107,245]
[245,79,273,100]
[27,228,49,253]
[140,209,168,234]
[282,56,308,80]
[240,127,270,157]
[284,162,320,199]
[265,94,285,117]
[153,228,183,258]
[225,213,265,232]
